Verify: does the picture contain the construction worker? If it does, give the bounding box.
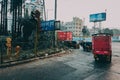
[6,37,12,60]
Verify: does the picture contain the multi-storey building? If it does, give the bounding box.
[64,17,83,37]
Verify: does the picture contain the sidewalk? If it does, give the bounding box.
[0,49,72,68]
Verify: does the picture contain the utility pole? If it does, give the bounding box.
[43,0,46,21]
[54,0,57,20]
[99,21,101,33]
[93,22,96,34]
[54,0,57,48]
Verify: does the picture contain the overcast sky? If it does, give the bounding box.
[45,0,120,29]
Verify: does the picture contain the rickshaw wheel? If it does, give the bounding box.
[94,57,99,62]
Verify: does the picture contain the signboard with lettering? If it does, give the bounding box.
[41,20,60,31]
[90,12,106,22]
[41,20,55,31]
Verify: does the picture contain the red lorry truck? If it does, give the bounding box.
[92,33,112,63]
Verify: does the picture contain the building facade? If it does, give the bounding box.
[64,17,83,37]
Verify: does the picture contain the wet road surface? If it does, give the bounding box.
[0,42,120,80]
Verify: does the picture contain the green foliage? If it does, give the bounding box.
[112,29,120,35]
[103,28,113,36]
[82,26,90,37]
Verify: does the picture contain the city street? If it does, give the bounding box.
[0,42,120,80]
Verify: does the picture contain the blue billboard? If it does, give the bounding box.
[41,20,55,31]
[31,0,36,2]
[90,12,106,22]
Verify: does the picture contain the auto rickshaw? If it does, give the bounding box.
[92,33,112,63]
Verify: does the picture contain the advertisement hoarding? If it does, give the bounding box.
[90,12,106,22]
[57,31,72,41]
[41,20,55,31]
[41,20,60,31]
[66,32,72,41]
[31,0,36,2]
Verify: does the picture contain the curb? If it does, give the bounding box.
[0,57,39,68]
[0,50,70,68]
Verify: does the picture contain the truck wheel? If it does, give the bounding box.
[107,55,112,63]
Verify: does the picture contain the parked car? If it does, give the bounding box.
[64,41,79,49]
[80,37,92,52]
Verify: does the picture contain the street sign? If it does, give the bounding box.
[90,12,106,22]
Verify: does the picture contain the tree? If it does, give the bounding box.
[112,29,120,35]
[19,12,37,42]
[82,26,90,37]
[103,28,113,36]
